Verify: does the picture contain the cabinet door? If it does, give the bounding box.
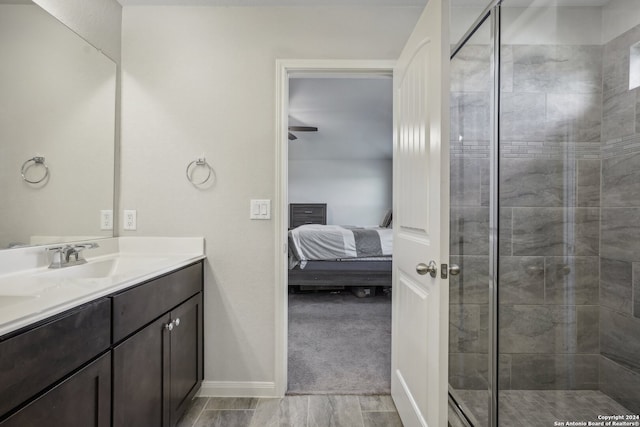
[170,293,203,426]
[113,313,171,427]
[0,353,111,427]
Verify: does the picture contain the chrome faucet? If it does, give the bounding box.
[46,242,99,269]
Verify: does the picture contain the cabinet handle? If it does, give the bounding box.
[164,322,174,331]
[304,210,313,214]
[174,318,181,327]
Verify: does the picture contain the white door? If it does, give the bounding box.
[391,0,449,426]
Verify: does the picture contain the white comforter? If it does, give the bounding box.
[288,224,393,269]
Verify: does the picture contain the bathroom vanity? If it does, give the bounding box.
[0,237,205,427]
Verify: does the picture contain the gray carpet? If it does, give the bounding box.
[287,290,391,395]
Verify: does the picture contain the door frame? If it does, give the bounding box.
[274,59,396,396]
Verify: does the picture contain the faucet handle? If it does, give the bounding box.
[46,246,64,253]
[72,242,100,250]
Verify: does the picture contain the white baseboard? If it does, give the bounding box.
[198,381,280,398]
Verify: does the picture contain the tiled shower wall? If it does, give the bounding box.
[598,23,640,414]
[450,42,607,392]
[452,27,640,411]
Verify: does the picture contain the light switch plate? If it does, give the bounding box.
[124,209,137,230]
[250,199,271,220]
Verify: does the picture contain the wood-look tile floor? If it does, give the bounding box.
[178,395,403,427]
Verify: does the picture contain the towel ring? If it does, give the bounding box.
[21,156,49,184]
[186,157,213,185]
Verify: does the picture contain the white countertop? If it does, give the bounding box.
[0,237,205,337]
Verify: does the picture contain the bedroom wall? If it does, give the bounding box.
[288,159,392,226]
[120,5,421,395]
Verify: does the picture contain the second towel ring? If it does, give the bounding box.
[186,157,213,185]
[21,156,49,184]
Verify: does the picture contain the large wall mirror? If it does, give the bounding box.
[0,1,116,249]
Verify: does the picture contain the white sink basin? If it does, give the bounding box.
[38,256,169,279]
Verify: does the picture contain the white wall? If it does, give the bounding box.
[289,159,392,226]
[120,6,420,393]
[602,0,640,44]
[33,0,122,63]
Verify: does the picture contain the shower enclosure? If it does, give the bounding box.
[449,0,640,425]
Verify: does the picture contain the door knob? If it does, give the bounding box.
[416,260,438,277]
[449,264,461,276]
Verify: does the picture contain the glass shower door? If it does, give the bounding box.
[449,17,492,427]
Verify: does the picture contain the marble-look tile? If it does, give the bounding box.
[636,91,640,134]
[499,256,544,305]
[250,396,308,427]
[206,397,259,410]
[308,395,364,427]
[510,354,599,390]
[449,353,512,391]
[501,45,514,93]
[601,208,640,262]
[544,257,599,305]
[577,306,599,354]
[500,208,513,256]
[450,158,482,206]
[500,92,546,141]
[600,356,640,414]
[513,45,602,94]
[450,207,489,256]
[500,158,574,207]
[449,255,489,304]
[600,258,633,314]
[545,93,602,142]
[600,307,640,371]
[449,352,488,390]
[500,305,576,353]
[449,304,488,353]
[362,411,402,427]
[602,152,640,207]
[512,208,599,256]
[602,91,636,141]
[577,159,600,207]
[634,263,640,319]
[480,158,490,207]
[603,43,629,101]
[451,44,491,93]
[177,397,209,427]
[194,410,255,427]
[450,92,491,142]
[358,395,395,412]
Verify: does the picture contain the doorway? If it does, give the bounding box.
[274,61,396,397]
[286,75,393,394]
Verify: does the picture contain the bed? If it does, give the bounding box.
[288,224,393,289]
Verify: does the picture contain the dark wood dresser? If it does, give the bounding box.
[289,203,327,228]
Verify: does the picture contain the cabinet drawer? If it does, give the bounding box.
[0,353,111,427]
[0,298,111,418]
[291,206,325,217]
[112,262,203,343]
[291,216,325,227]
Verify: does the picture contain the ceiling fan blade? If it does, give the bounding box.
[288,126,318,132]
[288,132,297,141]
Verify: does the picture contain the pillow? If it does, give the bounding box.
[380,209,392,228]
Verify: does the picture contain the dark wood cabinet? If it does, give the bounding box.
[289,203,327,228]
[0,353,111,427]
[169,294,204,426]
[112,267,204,427]
[0,298,111,418]
[0,261,204,427]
